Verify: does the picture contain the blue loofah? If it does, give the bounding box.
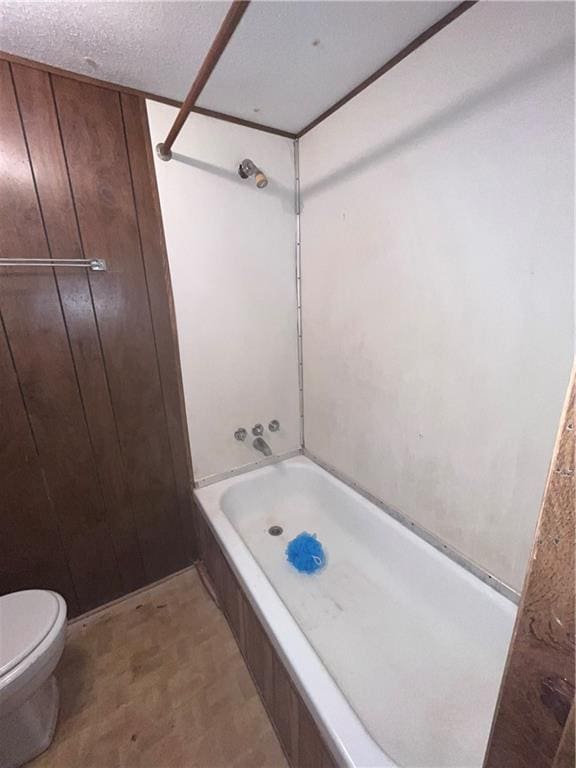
[286,532,326,574]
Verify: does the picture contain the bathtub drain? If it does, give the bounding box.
[268,525,283,536]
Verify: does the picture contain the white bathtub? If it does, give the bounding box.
[195,456,516,768]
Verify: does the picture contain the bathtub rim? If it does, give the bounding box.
[196,451,520,606]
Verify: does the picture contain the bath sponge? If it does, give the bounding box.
[286,532,326,574]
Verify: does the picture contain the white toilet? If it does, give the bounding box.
[0,591,67,768]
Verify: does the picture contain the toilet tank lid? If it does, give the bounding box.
[0,590,64,677]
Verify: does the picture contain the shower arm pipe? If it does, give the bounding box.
[156,0,250,161]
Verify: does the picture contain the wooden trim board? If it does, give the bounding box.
[67,564,198,626]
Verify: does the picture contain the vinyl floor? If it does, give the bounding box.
[28,567,288,768]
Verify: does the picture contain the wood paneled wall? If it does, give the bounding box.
[0,60,196,616]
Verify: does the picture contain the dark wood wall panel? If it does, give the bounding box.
[11,63,146,596]
[0,60,195,615]
[120,93,196,562]
[244,598,275,712]
[273,654,300,765]
[0,61,123,610]
[0,322,79,614]
[552,704,574,768]
[51,75,188,582]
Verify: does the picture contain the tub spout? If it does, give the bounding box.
[253,437,272,457]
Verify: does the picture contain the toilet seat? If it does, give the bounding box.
[0,591,62,679]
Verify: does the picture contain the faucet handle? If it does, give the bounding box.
[268,420,280,432]
[252,423,264,436]
[234,428,247,441]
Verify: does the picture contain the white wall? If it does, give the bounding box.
[148,103,300,481]
[299,1,574,591]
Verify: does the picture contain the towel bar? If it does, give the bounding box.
[0,258,106,271]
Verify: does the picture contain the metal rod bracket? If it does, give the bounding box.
[156,143,172,162]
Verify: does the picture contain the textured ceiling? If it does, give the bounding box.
[0,1,461,133]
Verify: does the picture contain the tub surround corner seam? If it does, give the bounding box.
[294,137,304,451]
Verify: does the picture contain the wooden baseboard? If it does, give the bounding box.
[67,564,198,626]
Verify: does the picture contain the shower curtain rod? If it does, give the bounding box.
[156,0,250,161]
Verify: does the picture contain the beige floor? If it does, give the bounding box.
[28,568,288,768]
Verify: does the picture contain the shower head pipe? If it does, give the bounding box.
[156,0,250,161]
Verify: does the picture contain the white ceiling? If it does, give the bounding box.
[0,1,461,133]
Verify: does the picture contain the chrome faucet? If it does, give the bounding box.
[253,437,272,457]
